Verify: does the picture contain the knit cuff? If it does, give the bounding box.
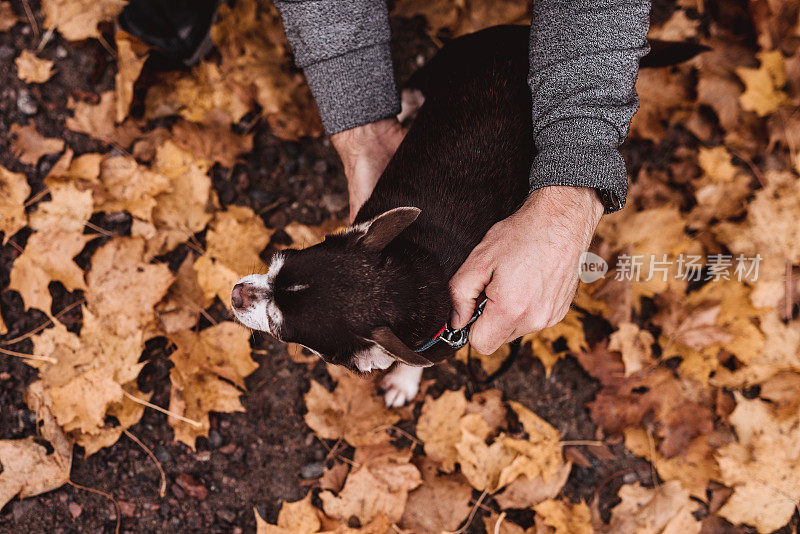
[530,118,629,213]
[303,42,400,135]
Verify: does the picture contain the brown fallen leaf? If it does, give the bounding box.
[318,462,349,492]
[716,395,800,533]
[455,342,511,375]
[608,322,656,376]
[8,227,91,315]
[170,115,254,168]
[66,92,116,141]
[304,369,400,448]
[85,237,174,326]
[0,165,30,243]
[43,150,102,190]
[523,310,588,376]
[0,387,71,510]
[736,50,788,116]
[255,492,320,534]
[607,481,702,534]
[143,141,214,256]
[624,428,719,499]
[416,388,468,472]
[28,183,92,232]
[400,459,473,533]
[174,473,208,501]
[10,122,65,165]
[533,499,593,534]
[95,155,171,222]
[156,254,212,334]
[168,321,257,448]
[319,444,421,524]
[194,205,273,306]
[279,219,347,250]
[15,50,54,84]
[494,462,572,510]
[589,368,714,458]
[41,0,126,41]
[0,1,18,31]
[115,31,149,123]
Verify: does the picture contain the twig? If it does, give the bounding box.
[0,346,56,364]
[444,490,488,534]
[24,187,50,207]
[730,149,767,189]
[21,0,38,38]
[784,260,793,322]
[493,511,507,534]
[123,429,167,497]
[1,299,84,346]
[36,27,54,53]
[123,391,202,427]
[96,33,116,58]
[68,480,121,534]
[84,221,116,238]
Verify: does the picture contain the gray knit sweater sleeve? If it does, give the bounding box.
[274,0,400,134]
[528,0,651,212]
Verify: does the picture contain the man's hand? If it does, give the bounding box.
[330,118,406,222]
[449,186,604,355]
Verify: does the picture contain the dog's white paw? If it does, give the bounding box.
[381,364,423,408]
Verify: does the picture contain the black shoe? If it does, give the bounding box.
[118,0,220,68]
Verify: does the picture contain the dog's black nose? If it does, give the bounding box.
[231,283,244,310]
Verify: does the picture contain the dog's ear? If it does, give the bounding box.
[371,326,434,367]
[358,207,421,251]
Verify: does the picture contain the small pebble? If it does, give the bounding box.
[300,461,324,480]
[154,445,172,464]
[68,502,82,519]
[0,45,14,60]
[56,46,68,59]
[249,188,274,205]
[17,89,37,115]
[208,430,223,449]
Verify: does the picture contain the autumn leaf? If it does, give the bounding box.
[0,384,71,509]
[15,50,54,84]
[66,91,116,141]
[607,481,702,534]
[400,459,473,533]
[194,205,273,305]
[167,321,256,448]
[156,254,213,334]
[416,388,468,472]
[0,165,30,243]
[114,31,149,123]
[533,499,593,534]
[716,395,800,533]
[8,227,91,315]
[255,492,320,534]
[736,50,788,116]
[0,1,18,31]
[28,183,92,232]
[624,428,719,499]
[304,369,400,448]
[319,444,421,524]
[608,322,656,376]
[10,122,65,165]
[41,0,126,41]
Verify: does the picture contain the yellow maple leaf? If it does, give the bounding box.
[533,499,593,534]
[8,227,91,315]
[717,395,800,533]
[736,50,788,117]
[10,121,65,166]
[114,31,149,123]
[29,183,92,232]
[167,322,257,448]
[255,492,320,534]
[41,0,126,41]
[319,444,421,524]
[608,481,702,534]
[15,50,54,84]
[95,155,171,222]
[0,165,30,243]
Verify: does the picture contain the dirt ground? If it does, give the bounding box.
[0,2,759,533]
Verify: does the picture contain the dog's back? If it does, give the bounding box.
[355,26,533,280]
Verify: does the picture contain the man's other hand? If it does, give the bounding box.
[330,118,406,222]
[449,186,604,355]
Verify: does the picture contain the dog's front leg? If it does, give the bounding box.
[381,363,423,407]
